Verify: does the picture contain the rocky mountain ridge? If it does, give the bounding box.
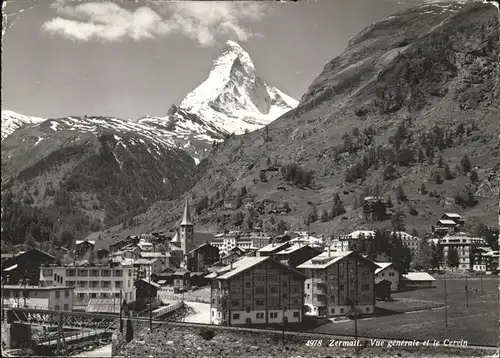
[87,1,499,246]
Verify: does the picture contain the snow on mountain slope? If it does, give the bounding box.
[1,110,45,141]
[179,40,299,135]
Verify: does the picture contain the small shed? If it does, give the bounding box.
[401,272,436,288]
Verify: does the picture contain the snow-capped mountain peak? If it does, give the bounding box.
[179,41,298,135]
[1,110,46,141]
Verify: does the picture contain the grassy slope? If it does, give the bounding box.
[90,2,499,247]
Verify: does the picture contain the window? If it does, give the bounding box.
[366,308,370,312]
[245,282,251,288]
[282,281,288,287]
[55,305,60,311]
[269,312,278,319]
[64,304,69,311]
[255,287,265,294]
[293,311,300,318]
[340,308,344,314]
[256,312,264,319]
[65,290,70,298]
[331,308,335,314]
[114,270,123,277]
[307,284,310,289]
[91,293,97,298]
[43,269,53,277]
[283,293,288,299]
[115,282,122,289]
[361,284,369,291]
[115,293,120,298]
[270,287,277,293]
[212,298,216,304]
[246,307,251,313]
[231,300,239,306]
[339,284,344,291]
[232,313,240,320]
[55,291,61,299]
[389,272,394,277]
[256,299,264,306]
[79,293,85,299]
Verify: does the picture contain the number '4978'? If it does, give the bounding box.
[305,340,323,346]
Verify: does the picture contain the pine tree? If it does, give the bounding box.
[395,185,407,202]
[444,164,453,180]
[470,170,478,182]
[446,247,460,269]
[460,155,471,174]
[320,209,330,222]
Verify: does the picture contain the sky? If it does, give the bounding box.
[2,0,430,120]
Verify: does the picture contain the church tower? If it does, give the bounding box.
[179,200,194,255]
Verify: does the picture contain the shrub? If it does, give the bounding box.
[470,170,478,182]
[199,327,216,341]
[409,206,418,216]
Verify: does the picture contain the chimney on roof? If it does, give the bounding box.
[328,245,331,258]
[230,261,233,270]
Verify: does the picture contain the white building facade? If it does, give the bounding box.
[39,265,136,305]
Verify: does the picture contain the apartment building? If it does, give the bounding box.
[439,233,486,271]
[391,231,421,257]
[297,250,378,317]
[211,232,271,255]
[2,285,75,311]
[341,230,376,241]
[210,256,305,326]
[374,262,399,292]
[39,264,136,306]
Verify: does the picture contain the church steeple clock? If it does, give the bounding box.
[179,200,194,255]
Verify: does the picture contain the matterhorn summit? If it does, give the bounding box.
[179,40,298,135]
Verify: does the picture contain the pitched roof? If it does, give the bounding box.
[444,213,462,218]
[76,240,95,246]
[438,219,457,225]
[403,272,436,282]
[297,251,378,270]
[257,242,289,253]
[374,262,394,274]
[276,244,317,255]
[136,279,160,288]
[216,256,304,280]
[180,200,193,226]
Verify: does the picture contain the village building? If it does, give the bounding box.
[2,285,75,311]
[185,243,220,272]
[134,279,160,304]
[96,248,110,260]
[39,263,136,306]
[362,196,387,221]
[374,280,392,301]
[327,239,351,253]
[288,232,324,249]
[340,230,375,241]
[210,256,305,326]
[2,248,55,286]
[374,262,399,292]
[256,242,291,258]
[172,269,191,293]
[401,272,436,288]
[433,219,460,236]
[75,240,95,260]
[441,213,465,226]
[133,258,164,280]
[439,233,486,271]
[391,231,421,257]
[211,232,272,255]
[297,250,378,317]
[471,247,498,272]
[275,244,321,268]
[170,201,195,257]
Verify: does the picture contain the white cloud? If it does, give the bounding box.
[42,0,269,45]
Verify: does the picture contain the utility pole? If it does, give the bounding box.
[282,306,286,346]
[480,275,484,294]
[149,275,153,331]
[120,290,123,333]
[444,273,448,327]
[465,273,468,308]
[354,261,358,340]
